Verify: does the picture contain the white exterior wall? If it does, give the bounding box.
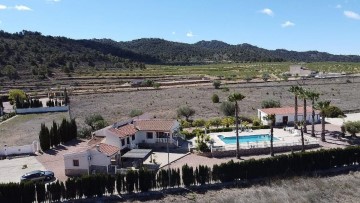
[64,149,112,172]
[103,134,121,148]
[136,131,156,144]
[64,150,90,171]
[258,110,320,126]
[89,149,111,167]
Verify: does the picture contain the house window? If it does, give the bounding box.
[132,134,135,140]
[121,139,125,146]
[73,160,79,167]
[147,132,153,139]
[127,137,130,144]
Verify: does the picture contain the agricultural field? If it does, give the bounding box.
[70,76,360,129]
[1,62,360,98]
[0,112,69,146]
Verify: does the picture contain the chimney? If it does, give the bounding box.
[96,144,100,152]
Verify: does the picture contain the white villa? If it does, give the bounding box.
[64,117,180,176]
[258,106,320,126]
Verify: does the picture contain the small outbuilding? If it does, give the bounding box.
[258,106,320,126]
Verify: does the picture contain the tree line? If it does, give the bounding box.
[1,146,360,202]
[39,118,77,151]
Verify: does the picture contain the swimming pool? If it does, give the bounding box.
[218,134,278,144]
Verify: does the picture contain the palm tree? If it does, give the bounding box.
[228,93,246,159]
[288,86,302,129]
[265,114,275,156]
[298,87,308,133]
[315,100,331,142]
[295,121,305,152]
[306,90,320,137]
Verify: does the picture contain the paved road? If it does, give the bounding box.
[0,156,45,183]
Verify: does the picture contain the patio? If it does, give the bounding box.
[206,128,319,151]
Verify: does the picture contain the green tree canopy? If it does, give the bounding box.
[8,89,26,105]
[85,114,107,130]
[177,106,195,121]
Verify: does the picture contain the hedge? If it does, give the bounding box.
[1,147,360,202]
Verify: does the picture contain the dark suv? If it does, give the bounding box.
[20,170,54,182]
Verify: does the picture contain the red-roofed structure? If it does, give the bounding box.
[258,106,320,126]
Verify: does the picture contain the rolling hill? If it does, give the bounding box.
[1,30,360,80]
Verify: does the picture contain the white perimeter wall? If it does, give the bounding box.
[16,106,69,114]
[0,142,38,156]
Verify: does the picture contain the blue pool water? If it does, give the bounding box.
[218,134,278,144]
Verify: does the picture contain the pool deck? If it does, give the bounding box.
[205,128,318,150]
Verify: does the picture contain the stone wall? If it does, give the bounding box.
[200,144,320,158]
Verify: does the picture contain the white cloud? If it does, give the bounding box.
[344,10,360,20]
[47,0,61,3]
[172,31,176,35]
[14,5,32,11]
[281,21,295,28]
[260,8,274,16]
[335,4,342,9]
[186,31,195,37]
[0,4,7,10]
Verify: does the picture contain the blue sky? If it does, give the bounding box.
[0,0,360,55]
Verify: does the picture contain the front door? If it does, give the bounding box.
[283,116,288,125]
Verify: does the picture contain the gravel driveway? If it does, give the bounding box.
[0,156,45,183]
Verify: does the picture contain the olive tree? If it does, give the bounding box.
[177,106,195,121]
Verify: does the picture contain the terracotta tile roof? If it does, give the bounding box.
[108,124,137,138]
[259,106,320,115]
[87,136,105,146]
[134,119,177,131]
[94,143,119,156]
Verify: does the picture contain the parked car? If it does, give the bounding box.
[20,170,54,182]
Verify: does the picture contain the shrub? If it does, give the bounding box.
[252,118,261,126]
[211,94,219,103]
[220,101,235,116]
[324,105,345,118]
[192,119,206,127]
[261,99,281,108]
[213,80,221,89]
[180,120,191,128]
[222,87,229,92]
[129,109,143,117]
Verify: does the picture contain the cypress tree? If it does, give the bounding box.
[106,175,115,195]
[116,174,122,195]
[36,183,46,203]
[52,121,60,146]
[70,118,78,140]
[39,123,50,151]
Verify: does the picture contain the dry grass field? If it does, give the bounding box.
[140,171,360,203]
[70,77,360,129]
[0,112,69,146]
